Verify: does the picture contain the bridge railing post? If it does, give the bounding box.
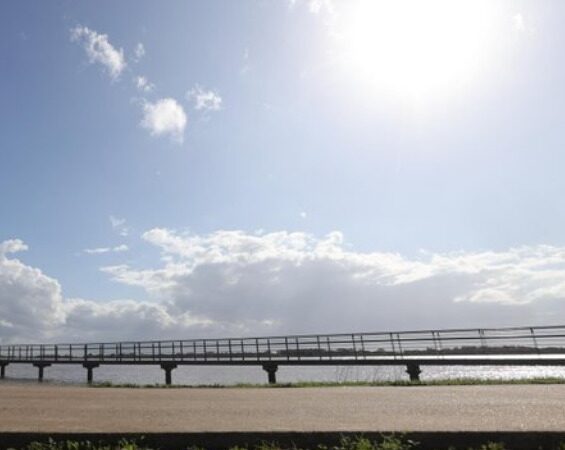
[360,334,366,360]
[268,338,273,361]
[530,327,540,353]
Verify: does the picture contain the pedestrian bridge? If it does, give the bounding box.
[2,324,565,385]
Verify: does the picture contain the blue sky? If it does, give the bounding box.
[2,1,565,342]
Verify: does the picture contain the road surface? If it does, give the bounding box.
[1,383,564,432]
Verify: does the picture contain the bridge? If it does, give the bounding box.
[2,324,565,385]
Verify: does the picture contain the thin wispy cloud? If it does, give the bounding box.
[187,85,223,112]
[133,42,145,62]
[70,26,126,79]
[84,244,128,255]
[513,13,525,32]
[307,0,335,15]
[141,98,187,143]
[289,0,335,16]
[109,216,129,237]
[134,75,154,92]
[240,47,251,75]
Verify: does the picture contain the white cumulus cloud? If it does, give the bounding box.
[101,229,565,335]
[0,240,65,341]
[7,232,565,344]
[0,239,211,343]
[70,26,126,79]
[0,239,28,256]
[141,98,187,143]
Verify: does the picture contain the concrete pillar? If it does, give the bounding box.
[262,363,278,384]
[0,364,7,379]
[83,363,100,384]
[160,363,177,385]
[33,363,51,383]
[406,362,422,382]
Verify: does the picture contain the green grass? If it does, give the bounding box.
[88,377,565,389]
[20,438,145,450]
[15,435,513,450]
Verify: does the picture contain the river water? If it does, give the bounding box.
[2,363,565,385]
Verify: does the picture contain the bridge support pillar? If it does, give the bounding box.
[406,363,422,382]
[161,363,177,385]
[83,363,100,384]
[0,363,7,379]
[33,363,51,383]
[262,363,278,384]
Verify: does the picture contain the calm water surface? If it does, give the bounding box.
[2,364,565,385]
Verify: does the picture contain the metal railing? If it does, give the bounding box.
[2,325,565,365]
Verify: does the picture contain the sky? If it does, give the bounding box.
[2,0,565,343]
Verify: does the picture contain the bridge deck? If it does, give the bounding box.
[2,324,565,383]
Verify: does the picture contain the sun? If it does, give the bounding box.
[333,0,497,101]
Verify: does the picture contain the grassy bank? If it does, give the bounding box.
[11,436,505,450]
[88,377,565,389]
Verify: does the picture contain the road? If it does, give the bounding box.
[1,383,564,432]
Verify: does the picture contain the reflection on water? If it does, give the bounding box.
[2,363,565,385]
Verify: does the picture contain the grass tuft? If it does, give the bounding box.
[19,436,519,450]
[89,377,565,389]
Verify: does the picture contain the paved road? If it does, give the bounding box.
[1,383,564,432]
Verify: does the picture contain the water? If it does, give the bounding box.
[2,363,565,385]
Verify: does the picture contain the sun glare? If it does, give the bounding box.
[335,0,497,100]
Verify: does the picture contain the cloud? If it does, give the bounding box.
[140,98,187,143]
[84,244,128,255]
[513,13,525,32]
[290,0,335,15]
[133,42,145,62]
[0,240,65,341]
[62,298,212,342]
[70,26,126,79]
[134,75,154,92]
[6,231,565,344]
[187,85,222,112]
[109,215,129,237]
[0,239,28,256]
[307,0,334,15]
[240,48,251,75]
[101,229,565,335]
[0,239,210,343]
